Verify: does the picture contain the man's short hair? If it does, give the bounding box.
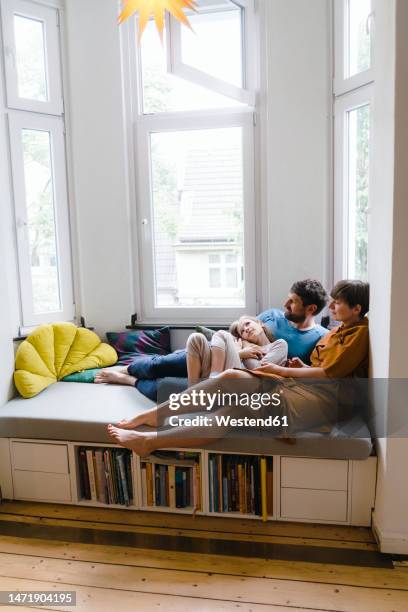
[330,280,370,318]
[290,279,328,315]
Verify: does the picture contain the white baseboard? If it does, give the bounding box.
[372,513,408,554]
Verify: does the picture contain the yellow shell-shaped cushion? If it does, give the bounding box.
[14,323,118,398]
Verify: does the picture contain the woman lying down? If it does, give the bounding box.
[106,280,369,457]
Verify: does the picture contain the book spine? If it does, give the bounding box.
[168,464,176,509]
[146,462,153,506]
[141,466,147,507]
[238,463,244,513]
[155,466,161,506]
[217,455,223,513]
[266,458,273,517]
[114,451,124,505]
[196,462,201,511]
[79,448,91,500]
[160,465,167,507]
[95,450,108,504]
[209,457,214,512]
[250,463,255,515]
[126,452,133,504]
[85,449,97,501]
[260,457,268,522]
[213,457,219,513]
[109,450,118,504]
[118,453,130,506]
[182,469,187,507]
[175,468,183,508]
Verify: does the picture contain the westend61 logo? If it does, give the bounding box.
[168,389,282,412]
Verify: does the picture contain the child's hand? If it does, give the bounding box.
[239,346,264,360]
[287,357,305,368]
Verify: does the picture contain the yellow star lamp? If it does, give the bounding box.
[118,0,196,41]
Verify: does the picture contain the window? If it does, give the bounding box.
[1,0,74,330]
[129,1,256,322]
[334,0,374,95]
[333,0,374,282]
[1,0,63,114]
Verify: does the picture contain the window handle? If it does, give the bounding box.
[17,218,27,229]
[4,45,16,68]
[366,10,375,35]
[141,218,149,226]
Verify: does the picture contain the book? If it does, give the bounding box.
[175,468,183,508]
[118,452,130,506]
[238,462,244,513]
[126,452,133,504]
[85,449,97,501]
[114,452,124,505]
[266,459,273,516]
[78,448,91,500]
[146,462,153,506]
[159,465,167,507]
[182,469,187,507]
[168,464,176,508]
[217,455,223,513]
[209,457,214,512]
[103,450,113,504]
[260,457,268,522]
[141,466,147,507]
[95,449,108,504]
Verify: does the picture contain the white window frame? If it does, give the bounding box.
[123,4,257,323]
[167,0,255,107]
[334,86,373,281]
[333,0,375,96]
[8,110,74,327]
[1,0,63,115]
[135,109,256,323]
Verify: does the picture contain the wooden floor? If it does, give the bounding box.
[0,501,407,611]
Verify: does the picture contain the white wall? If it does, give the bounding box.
[0,20,21,405]
[64,0,134,334]
[370,0,408,554]
[63,0,332,326]
[260,0,332,308]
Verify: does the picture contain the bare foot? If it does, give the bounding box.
[116,410,158,430]
[94,369,137,386]
[107,424,156,457]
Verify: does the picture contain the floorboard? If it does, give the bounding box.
[0,501,406,612]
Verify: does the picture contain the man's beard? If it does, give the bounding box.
[284,310,306,324]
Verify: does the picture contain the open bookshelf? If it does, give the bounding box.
[138,450,203,514]
[72,442,136,509]
[207,453,274,520]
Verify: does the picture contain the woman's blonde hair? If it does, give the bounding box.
[229,316,275,343]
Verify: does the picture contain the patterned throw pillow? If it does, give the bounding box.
[195,325,216,341]
[106,327,171,365]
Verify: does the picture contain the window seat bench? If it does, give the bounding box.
[0,382,377,526]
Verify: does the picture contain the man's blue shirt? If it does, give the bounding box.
[257,308,328,363]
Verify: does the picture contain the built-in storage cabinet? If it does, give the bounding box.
[0,438,377,526]
[10,440,71,502]
[280,457,349,523]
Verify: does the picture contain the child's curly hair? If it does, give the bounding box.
[229,316,275,343]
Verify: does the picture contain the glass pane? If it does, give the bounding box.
[140,20,242,113]
[14,15,48,101]
[22,129,61,313]
[226,267,238,289]
[150,127,245,307]
[209,254,220,264]
[348,0,371,77]
[209,268,221,288]
[347,104,370,280]
[181,0,243,87]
